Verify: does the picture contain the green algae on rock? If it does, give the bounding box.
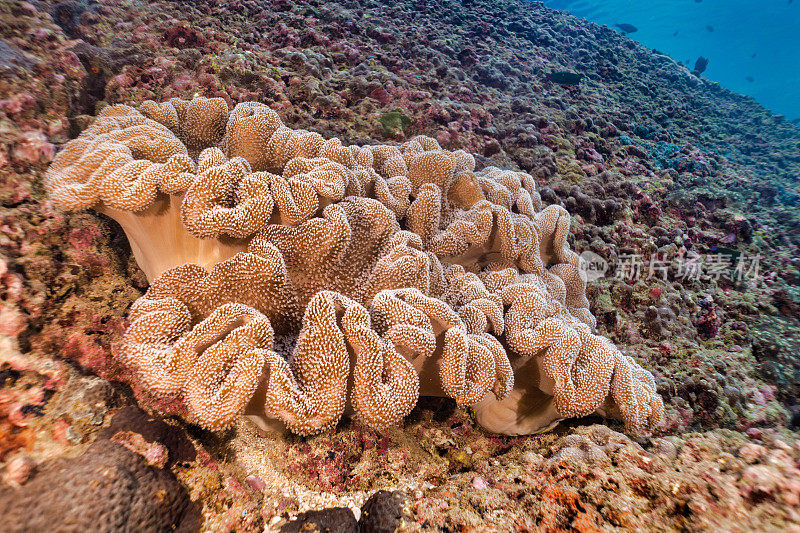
[379,109,413,139]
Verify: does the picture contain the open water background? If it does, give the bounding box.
[542,0,800,122]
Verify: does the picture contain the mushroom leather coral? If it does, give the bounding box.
[46,96,664,436]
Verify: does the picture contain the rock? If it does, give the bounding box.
[97,406,196,466]
[280,507,358,533]
[51,0,98,38]
[359,490,406,533]
[0,40,40,75]
[245,474,266,491]
[0,439,200,532]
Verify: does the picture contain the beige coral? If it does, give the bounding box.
[472,268,663,435]
[47,96,664,436]
[121,197,513,433]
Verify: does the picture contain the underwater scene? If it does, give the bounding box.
[0,0,798,531]
[544,0,800,121]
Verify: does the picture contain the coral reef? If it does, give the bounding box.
[1,0,799,530]
[45,97,663,436]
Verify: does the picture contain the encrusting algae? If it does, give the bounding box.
[45,96,664,437]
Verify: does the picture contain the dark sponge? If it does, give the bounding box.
[280,507,358,533]
[359,490,406,533]
[0,439,200,533]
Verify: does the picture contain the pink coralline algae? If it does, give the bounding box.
[1,453,36,486]
[0,261,27,337]
[12,131,54,165]
[163,22,207,49]
[0,305,26,337]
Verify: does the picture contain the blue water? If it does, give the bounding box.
[542,0,800,121]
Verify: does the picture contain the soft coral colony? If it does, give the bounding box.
[45,96,664,436]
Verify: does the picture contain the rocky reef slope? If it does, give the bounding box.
[1,0,798,530]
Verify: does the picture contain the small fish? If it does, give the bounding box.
[710,246,741,260]
[745,76,754,82]
[706,25,714,32]
[614,23,638,34]
[751,53,757,58]
[546,71,582,85]
[673,30,679,36]
[693,56,709,74]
